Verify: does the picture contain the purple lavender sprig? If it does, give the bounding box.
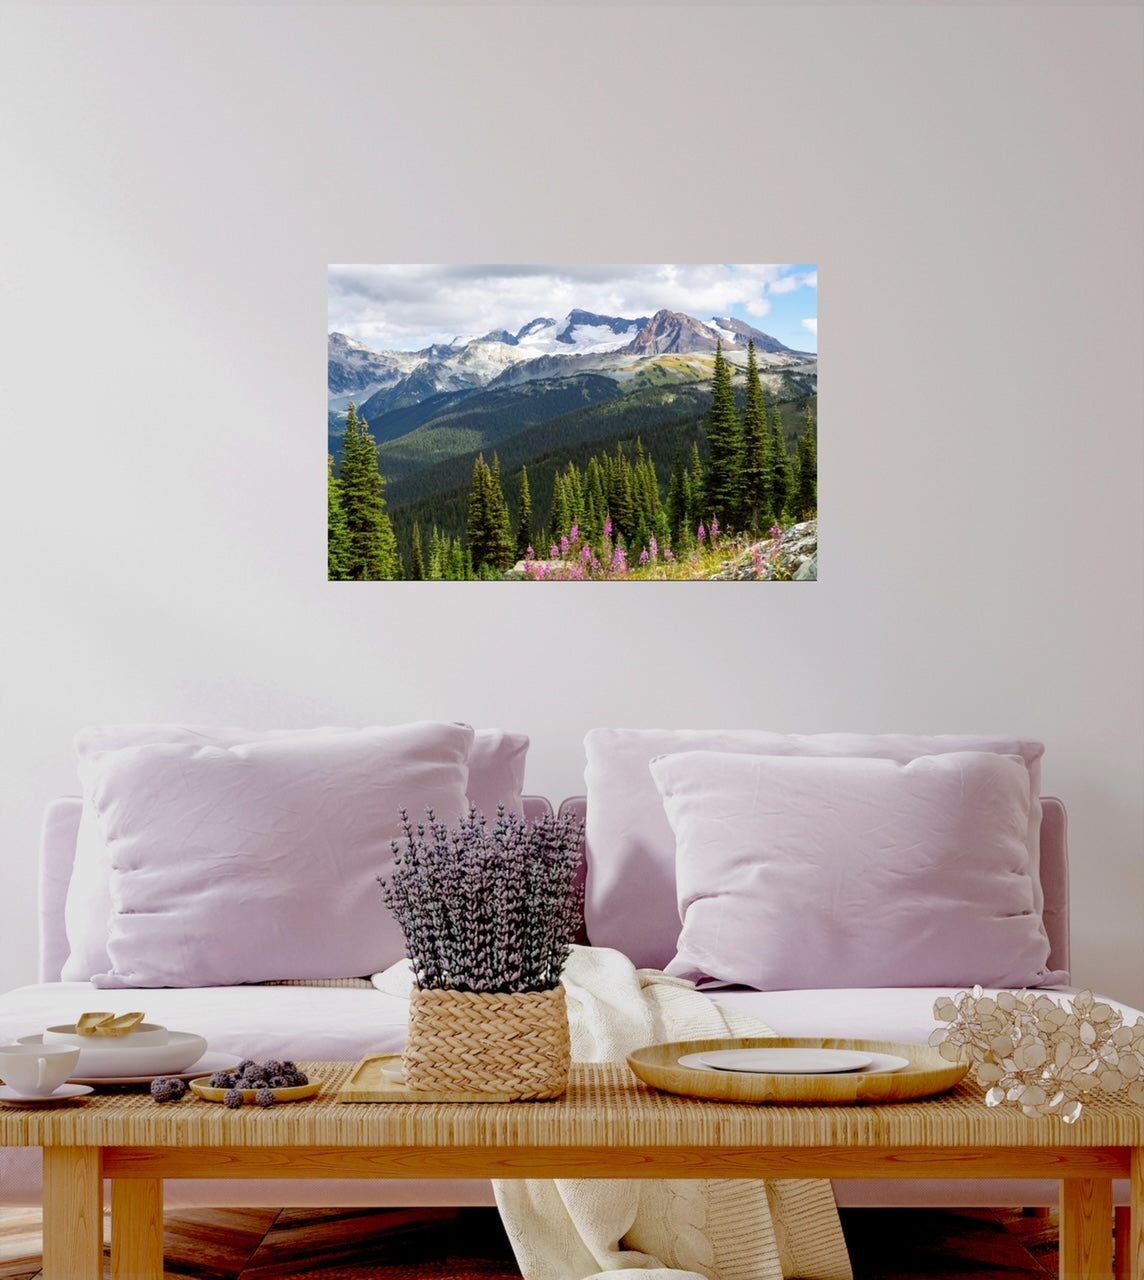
[378,805,584,993]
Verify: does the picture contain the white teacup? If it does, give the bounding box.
[0,1043,81,1097]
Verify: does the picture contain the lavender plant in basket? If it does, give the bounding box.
[378,806,584,1098]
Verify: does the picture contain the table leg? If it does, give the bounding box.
[111,1178,164,1280]
[1060,1178,1114,1279]
[1130,1149,1144,1280]
[41,1146,103,1280]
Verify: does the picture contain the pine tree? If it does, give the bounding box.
[666,441,689,548]
[740,341,769,534]
[467,455,504,576]
[549,472,569,545]
[583,456,607,551]
[327,454,351,580]
[792,405,818,521]
[338,404,399,580]
[704,340,743,530]
[767,396,793,525]
[515,465,533,560]
[489,455,515,571]
[410,522,425,581]
[688,442,706,538]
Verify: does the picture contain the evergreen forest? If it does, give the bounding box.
[328,340,816,582]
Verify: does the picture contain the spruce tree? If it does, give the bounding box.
[740,341,769,534]
[515,465,533,560]
[410,522,425,581]
[792,405,818,521]
[338,403,399,580]
[704,340,743,530]
[688,442,706,538]
[467,454,511,575]
[489,455,516,571]
[767,396,793,525]
[666,441,688,548]
[327,454,351,580]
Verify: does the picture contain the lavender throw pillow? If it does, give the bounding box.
[583,728,1046,970]
[650,749,1066,991]
[84,722,475,988]
[63,724,528,981]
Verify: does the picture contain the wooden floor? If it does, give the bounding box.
[0,1203,1061,1278]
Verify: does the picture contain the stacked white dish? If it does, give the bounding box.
[18,1023,211,1081]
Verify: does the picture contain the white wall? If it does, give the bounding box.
[1,3,1141,1003]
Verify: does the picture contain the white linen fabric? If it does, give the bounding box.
[485,946,853,1280]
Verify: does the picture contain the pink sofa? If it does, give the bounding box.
[2,776,1137,1217]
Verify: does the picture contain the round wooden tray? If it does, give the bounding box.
[189,1077,322,1104]
[627,1037,968,1105]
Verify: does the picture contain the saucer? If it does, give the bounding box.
[0,1083,93,1105]
[69,1051,240,1086]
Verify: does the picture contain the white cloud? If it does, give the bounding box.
[328,264,801,351]
[770,270,817,296]
[802,318,818,336]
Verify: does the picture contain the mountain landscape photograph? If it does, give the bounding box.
[327,264,818,582]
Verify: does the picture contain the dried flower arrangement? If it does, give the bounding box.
[379,805,584,993]
[379,806,584,1098]
[931,986,1144,1122]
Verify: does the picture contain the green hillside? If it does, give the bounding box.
[388,394,814,571]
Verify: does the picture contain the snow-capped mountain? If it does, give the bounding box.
[327,332,423,408]
[330,307,812,418]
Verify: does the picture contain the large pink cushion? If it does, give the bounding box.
[651,750,1066,990]
[583,728,1046,970]
[62,725,528,982]
[86,722,474,988]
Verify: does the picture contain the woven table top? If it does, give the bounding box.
[3,1061,1143,1151]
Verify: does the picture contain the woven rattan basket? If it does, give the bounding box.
[403,984,570,1099]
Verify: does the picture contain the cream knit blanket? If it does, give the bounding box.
[374,946,852,1280]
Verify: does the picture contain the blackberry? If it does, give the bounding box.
[209,1070,236,1089]
[254,1087,278,1108]
[222,1088,245,1109]
[150,1076,187,1103]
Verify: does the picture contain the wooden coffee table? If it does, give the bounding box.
[2,1061,1142,1280]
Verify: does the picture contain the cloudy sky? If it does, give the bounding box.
[328,264,817,354]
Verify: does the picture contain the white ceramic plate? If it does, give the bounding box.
[681,1048,874,1074]
[677,1049,910,1075]
[43,1021,169,1048]
[17,1030,208,1078]
[68,1051,240,1086]
[0,1083,94,1104]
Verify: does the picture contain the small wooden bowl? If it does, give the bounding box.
[189,1077,322,1105]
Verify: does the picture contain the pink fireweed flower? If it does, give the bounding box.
[561,535,570,557]
[639,549,649,566]
[710,518,719,540]
[697,522,706,543]
[604,517,613,538]
[664,548,674,561]
[550,544,559,560]
[569,523,579,543]
[592,556,601,573]
[582,544,591,563]
[648,535,658,561]
[526,545,535,560]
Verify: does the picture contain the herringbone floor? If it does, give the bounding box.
[0,1203,1061,1278]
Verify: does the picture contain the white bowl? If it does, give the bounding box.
[43,1022,169,1049]
[18,1030,208,1078]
